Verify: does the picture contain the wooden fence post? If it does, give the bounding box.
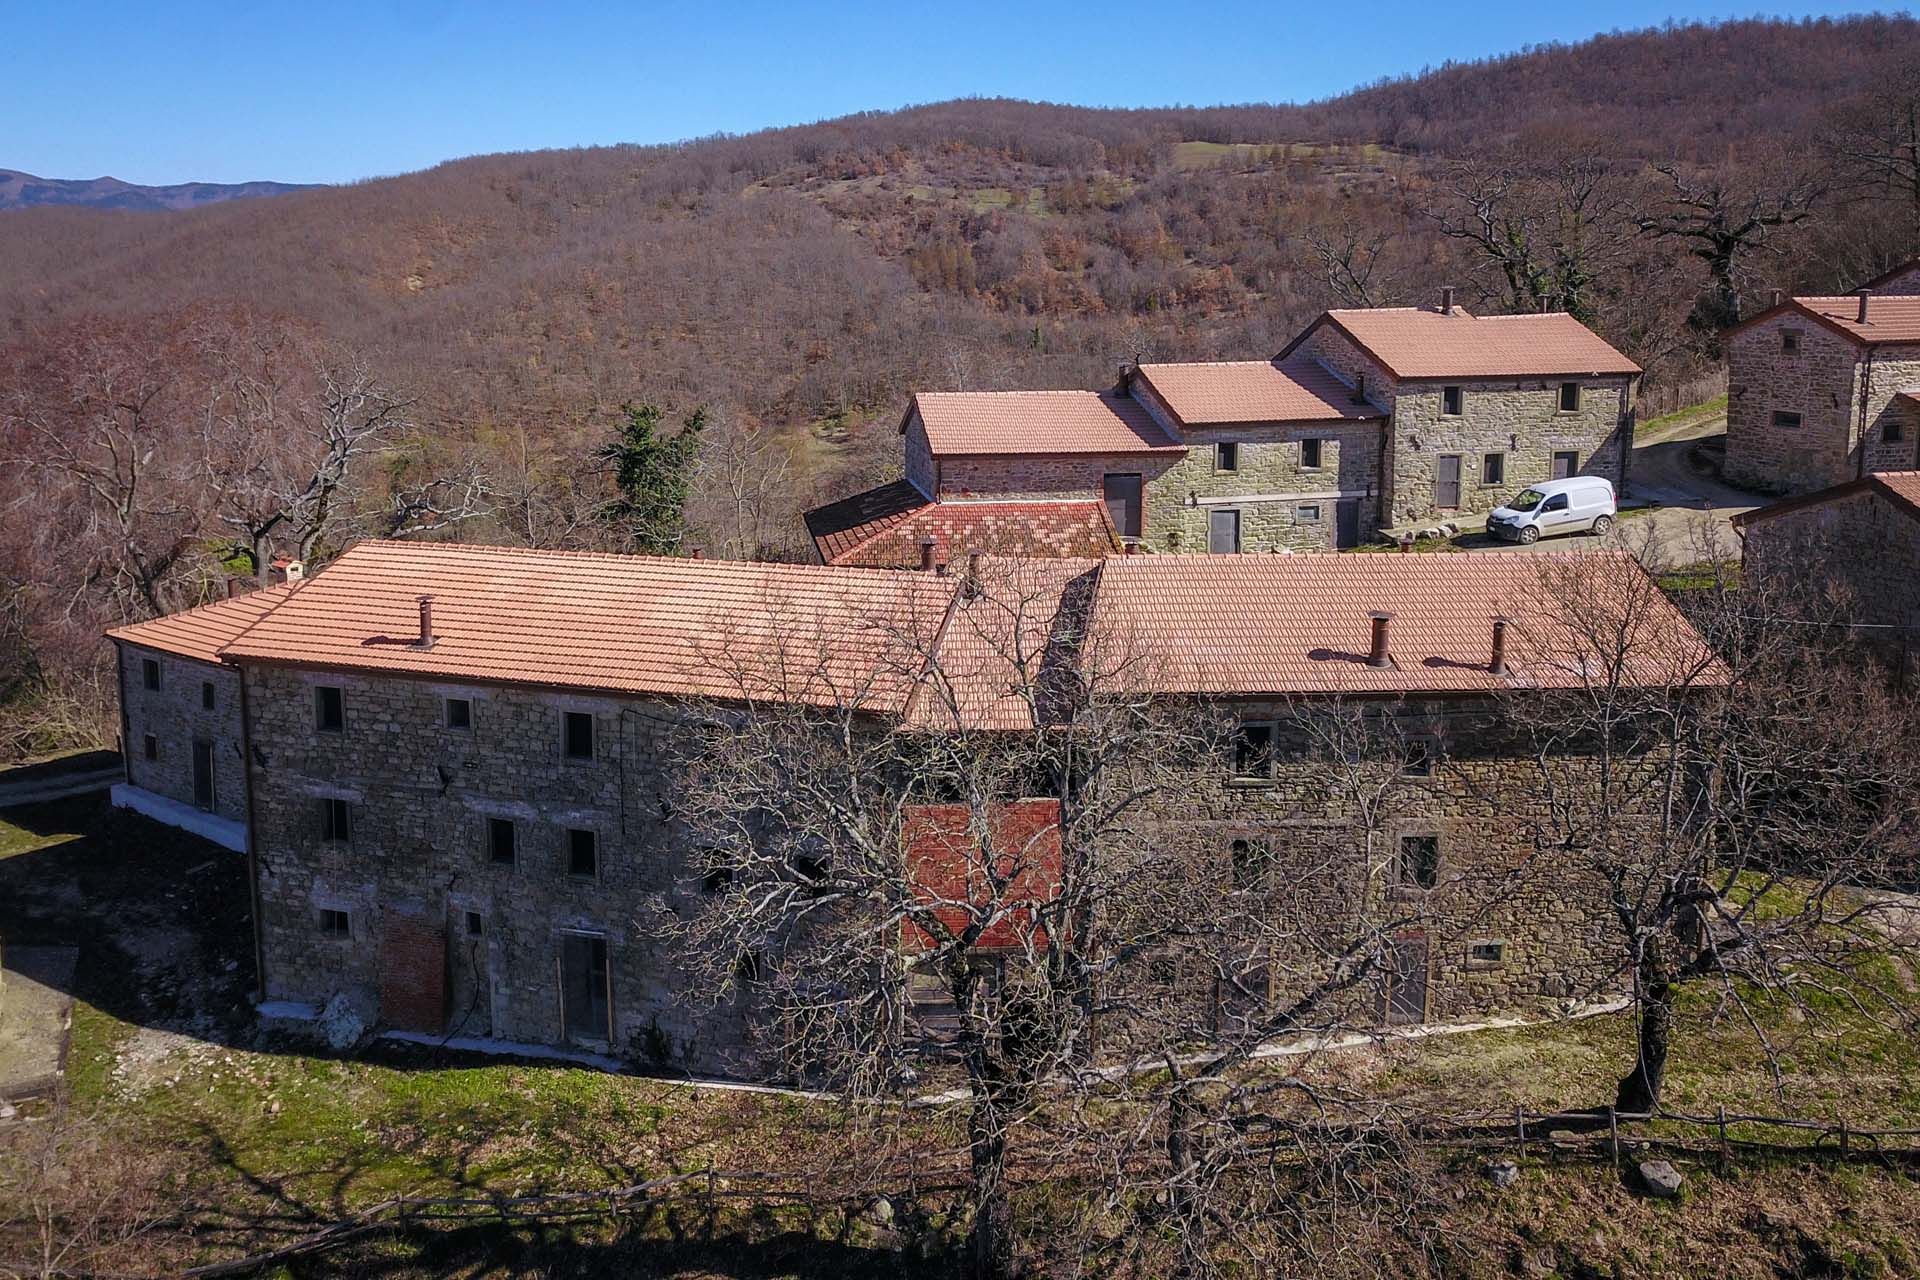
[1608,1107,1619,1166]
[1717,1105,1728,1164]
[1516,1105,1526,1158]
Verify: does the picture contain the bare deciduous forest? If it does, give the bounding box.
[5,14,1920,755]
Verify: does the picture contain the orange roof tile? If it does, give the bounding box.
[1090,551,1720,697]
[1778,296,1920,346]
[912,390,1183,457]
[107,584,296,665]
[811,493,1122,569]
[216,541,958,711]
[1133,355,1383,425]
[803,479,932,564]
[908,557,1103,731]
[1282,307,1641,380]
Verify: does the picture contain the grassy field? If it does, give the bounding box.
[3,796,1918,1277]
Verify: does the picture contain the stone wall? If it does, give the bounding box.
[1861,349,1920,476]
[1743,488,1920,645]
[934,453,1184,511]
[1298,324,1631,524]
[116,643,248,822]
[1141,422,1385,552]
[1868,265,1920,295]
[242,664,756,1075]
[1725,314,1865,494]
[904,414,936,495]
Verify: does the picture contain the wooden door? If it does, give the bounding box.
[1434,456,1462,508]
[560,933,611,1045]
[1103,474,1143,540]
[1552,451,1579,479]
[1382,934,1430,1026]
[1335,499,1361,549]
[191,740,215,811]
[1208,508,1241,554]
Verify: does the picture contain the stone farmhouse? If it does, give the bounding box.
[806,293,1640,564]
[106,539,1717,1076]
[1723,279,1920,495]
[1733,470,1920,670]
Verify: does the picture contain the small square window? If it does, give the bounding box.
[1782,329,1800,353]
[465,910,484,937]
[1468,940,1507,965]
[1441,386,1464,417]
[201,681,216,710]
[315,686,345,733]
[1482,452,1506,486]
[318,908,351,939]
[1232,722,1274,780]
[1229,837,1272,892]
[1403,740,1435,777]
[445,697,472,731]
[1888,420,1906,444]
[1772,410,1802,430]
[142,733,158,761]
[142,658,161,691]
[1215,441,1239,472]
[563,711,594,761]
[1295,504,1322,523]
[568,828,598,879]
[319,797,351,843]
[1300,438,1323,469]
[1558,382,1581,412]
[488,817,517,866]
[1394,835,1439,890]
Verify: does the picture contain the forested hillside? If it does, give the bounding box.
[5,14,1920,753]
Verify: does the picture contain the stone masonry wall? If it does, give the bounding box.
[1298,324,1630,524]
[1141,422,1385,552]
[1861,349,1920,476]
[935,453,1183,508]
[1744,489,1920,643]
[1725,314,1864,494]
[243,665,758,1075]
[117,643,248,822]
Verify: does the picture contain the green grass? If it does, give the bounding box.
[1639,393,1728,439]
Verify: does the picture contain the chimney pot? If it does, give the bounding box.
[1351,371,1368,405]
[1489,615,1510,676]
[1440,286,1455,315]
[1770,288,1784,308]
[1857,288,1872,323]
[689,547,703,560]
[416,595,436,649]
[919,537,938,572]
[225,578,242,599]
[1368,611,1393,668]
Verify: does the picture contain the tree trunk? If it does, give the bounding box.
[1614,939,1673,1114]
[965,1087,1015,1280]
[1164,1088,1212,1277]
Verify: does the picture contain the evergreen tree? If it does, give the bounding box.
[595,403,706,555]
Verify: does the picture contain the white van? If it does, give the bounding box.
[1485,476,1616,544]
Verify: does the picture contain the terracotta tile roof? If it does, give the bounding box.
[1776,296,1920,346]
[907,557,1102,731]
[107,584,296,665]
[810,492,1121,569]
[1090,551,1721,697]
[802,479,931,564]
[912,390,1183,457]
[1732,471,1920,529]
[1132,355,1383,426]
[1280,307,1641,380]
[216,541,957,710]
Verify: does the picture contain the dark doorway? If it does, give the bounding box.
[1207,508,1241,553]
[560,933,611,1045]
[1335,499,1361,549]
[1434,455,1462,508]
[1382,934,1430,1026]
[1103,473,1143,540]
[191,740,215,811]
[1552,450,1579,479]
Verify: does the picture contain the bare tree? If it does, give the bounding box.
[670,558,1228,1279]
[1299,220,1402,309]
[1827,66,1920,241]
[1634,158,1825,331]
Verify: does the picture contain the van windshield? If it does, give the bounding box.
[1505,488,1548,513]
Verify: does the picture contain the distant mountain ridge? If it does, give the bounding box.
[0,168,314,212]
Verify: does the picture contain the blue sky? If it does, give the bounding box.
[4,2,1897,185]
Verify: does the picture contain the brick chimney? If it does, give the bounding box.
[416,595,436,650]
[269,556,304,586]
[1489,616,1509,676]
[1368,611,1393,668]
[1857,288,1872,323]
[920,537,938,572]
[1440,286,1455,315]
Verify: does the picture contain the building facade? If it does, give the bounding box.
[806,295,1639,562]
[107,540,1716,1076]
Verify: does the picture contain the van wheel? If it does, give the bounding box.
[1591,515,1614,537]
[1518,525,1540,545]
